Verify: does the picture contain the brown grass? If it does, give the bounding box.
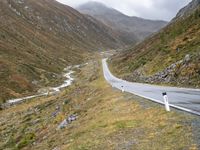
[0,59,198,150]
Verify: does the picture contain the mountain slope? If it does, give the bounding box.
[0,0,124,103]
[174,0,200,20]
[77,2,167,45]
[110,0,200,88]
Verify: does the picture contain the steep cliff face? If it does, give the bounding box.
[78,2,167,45]
[0,0,124,103]
[110,1,200,88]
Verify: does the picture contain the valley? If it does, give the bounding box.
[0,0,124,104]
[110,1,200,89]
[78,1,167,45]
[0,0,200,149]
[0,58,199,150]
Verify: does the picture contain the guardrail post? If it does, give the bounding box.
[162,92,170,112]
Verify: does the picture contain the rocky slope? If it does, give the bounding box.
[110,0,200,88]
[0,0,124,104]
[77,2,167,45]
[174,0,200,20]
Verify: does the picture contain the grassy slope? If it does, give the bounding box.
[110,7,200,88]
[0,58,198,150]
[0,0,124,103]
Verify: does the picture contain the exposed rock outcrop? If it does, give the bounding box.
[125,53,200,88]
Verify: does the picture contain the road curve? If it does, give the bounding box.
[102,59,200,116]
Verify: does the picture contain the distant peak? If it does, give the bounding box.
[78,1,108,8]
[77,1,126,17]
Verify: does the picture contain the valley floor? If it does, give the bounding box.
[0,58,199,150]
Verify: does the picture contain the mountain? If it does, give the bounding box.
[174,0,200,20]
[109,0,200,88]
[0,0,124,104]
[77,2,167,45]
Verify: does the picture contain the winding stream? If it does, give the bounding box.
[7,67,75,104]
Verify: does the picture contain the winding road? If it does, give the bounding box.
[102,59,200,116]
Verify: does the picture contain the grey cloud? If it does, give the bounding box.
[56,0,192,21]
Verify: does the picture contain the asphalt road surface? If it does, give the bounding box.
[102,59,200,116]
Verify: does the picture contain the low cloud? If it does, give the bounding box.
[56,0,192,21]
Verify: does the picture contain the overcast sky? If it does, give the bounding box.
[56,0,192,21]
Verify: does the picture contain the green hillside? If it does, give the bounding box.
[0,0,123,104]
[110,6,200,88]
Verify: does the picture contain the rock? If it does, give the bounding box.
[184,54,191,62]
[52,111,59,117]
[37,88,49,94]
[32,80,39,85]
[52,147,60,150]
[32,119,41,125]
[57,114,78,129]
[57,119,68,129]
[43,136,47,140]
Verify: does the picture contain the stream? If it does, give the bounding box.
[7,67,75,104]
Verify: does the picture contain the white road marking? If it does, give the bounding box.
[102,59,200,116]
